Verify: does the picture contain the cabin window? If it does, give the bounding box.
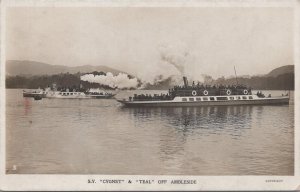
[229,97,235,100]
[210,97,215,101]
[236,96,241,100]
[202,97,208,101]
[217,97,228,101]
[182,98,187,102]
[196,97,201,101]
[242,96,247,100]
[249,96,253,99]
[189,98,194,101]
[70,93,73,95]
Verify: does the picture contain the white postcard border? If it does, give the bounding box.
[1,0,299,191]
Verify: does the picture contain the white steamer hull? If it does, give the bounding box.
[118,96,289,107]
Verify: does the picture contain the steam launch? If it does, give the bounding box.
[117,76,289,107]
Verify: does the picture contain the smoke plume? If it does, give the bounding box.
[159,44,191,76]
[137,43,198,87]
[80,72,138,89]
[81,43,204,89]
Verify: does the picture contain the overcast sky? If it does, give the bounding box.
[6,7,293,81]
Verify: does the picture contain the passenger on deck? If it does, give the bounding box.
[257,91,261,97]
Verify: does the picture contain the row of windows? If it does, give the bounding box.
[182,96,253,102]
[59,92,80,96]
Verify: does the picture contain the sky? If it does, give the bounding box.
[6,7,294,83]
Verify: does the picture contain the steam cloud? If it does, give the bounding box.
[145,43,197,86]
[155,43,205,85]
[80,72,139,89]
[81,43,202,89]
[160,51,189,76]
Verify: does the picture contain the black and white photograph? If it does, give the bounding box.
[0,0,299,191]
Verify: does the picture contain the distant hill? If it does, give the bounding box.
[143,65,294,90]
[5,62,294,90]
[6,60,125,76]
[210,65,294,90]
[267,65,294,77]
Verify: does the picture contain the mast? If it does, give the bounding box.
[234,66,238,85]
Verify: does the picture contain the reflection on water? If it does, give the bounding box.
[6,89,294,175]
[128,106,253,130]
[128,106,255,136]
[123,106,254,165]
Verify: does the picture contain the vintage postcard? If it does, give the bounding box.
[0,0,299,191]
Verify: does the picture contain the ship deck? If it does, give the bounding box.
[118,95,289,107]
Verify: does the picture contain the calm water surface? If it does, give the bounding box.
[6,89,294,175]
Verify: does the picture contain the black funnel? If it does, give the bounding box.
[183,76,188,87]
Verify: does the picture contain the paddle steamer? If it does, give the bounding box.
[23,87,115,99]
[117,77,289,107]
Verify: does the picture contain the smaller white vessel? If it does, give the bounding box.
[23,85,115,99]
[45,88,115,99]
[46,91,89,99]
[23,89,47,98]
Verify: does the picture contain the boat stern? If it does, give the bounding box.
[116,99,128,104]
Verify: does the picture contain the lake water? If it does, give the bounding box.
[6,89,294,175]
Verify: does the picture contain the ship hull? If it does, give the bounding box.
[118,97,289,107]
[88,94,115,99]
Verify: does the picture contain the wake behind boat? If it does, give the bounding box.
[117,76,289,107]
